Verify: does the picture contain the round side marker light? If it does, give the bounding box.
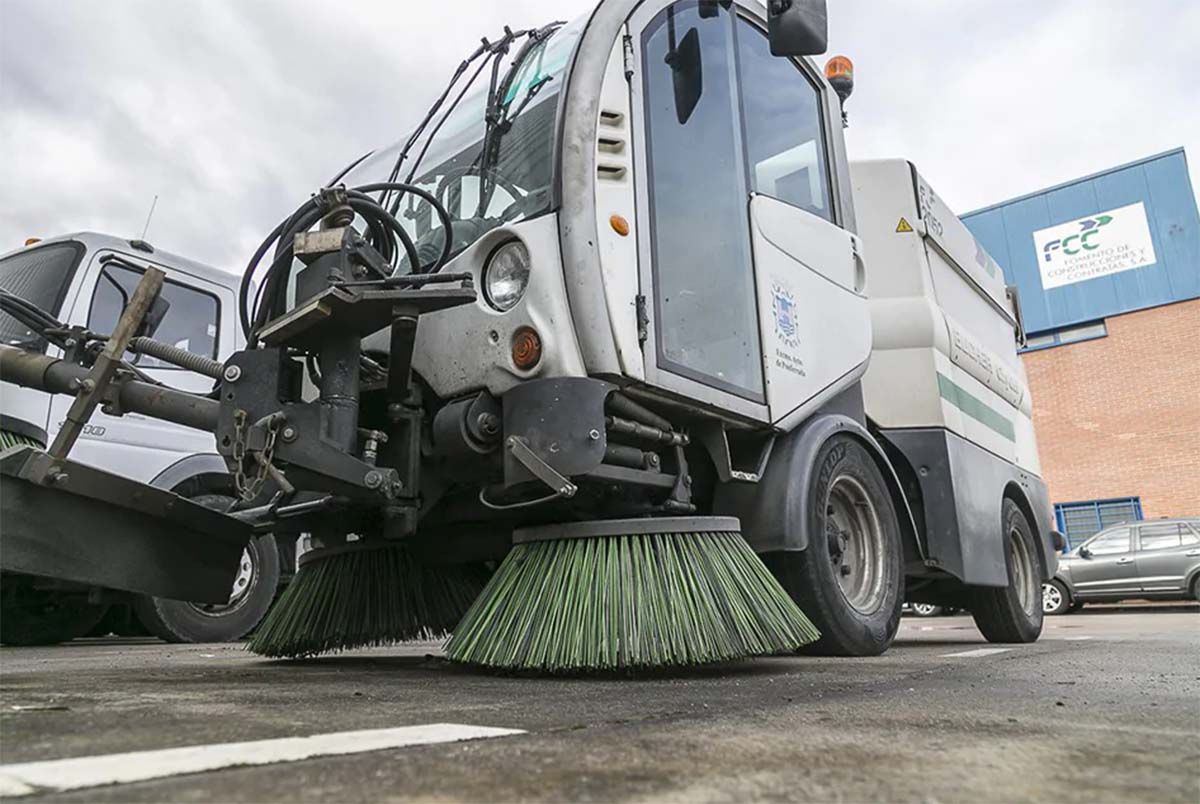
[609,214,630,237]
[511,326,542,370]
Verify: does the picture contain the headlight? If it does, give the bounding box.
[483,240,530,312]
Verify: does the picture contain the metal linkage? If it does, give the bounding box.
[49,268,165,459]
[128,336,224,378]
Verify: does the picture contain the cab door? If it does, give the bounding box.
[629,0,868,425]
[48,252,233,482]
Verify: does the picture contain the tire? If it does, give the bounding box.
[1190,575,1200,603]
[1042,580,1071,616]
[0,582,109,646]
[910,603,942,617]
[766,435,903,656]
[133,495,280,643]
[971,499,1044,643]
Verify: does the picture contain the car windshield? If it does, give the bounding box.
[342,16,583,270]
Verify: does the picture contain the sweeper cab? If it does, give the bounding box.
[0,0,1059,667]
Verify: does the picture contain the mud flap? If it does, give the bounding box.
[1,446,251,603]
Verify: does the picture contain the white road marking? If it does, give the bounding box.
[940,647,1013,658]
[0,722,525,797]
[1064,636,1094,641]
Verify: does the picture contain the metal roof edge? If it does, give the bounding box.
[961,147,1189,219]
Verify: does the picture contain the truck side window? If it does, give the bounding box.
[733,17,833,222]
[88,262,219,367]
[641,0,764,399]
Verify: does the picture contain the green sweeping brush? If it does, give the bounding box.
[247,541,487,658]
[445,517,819,673]
[1,430,43,451]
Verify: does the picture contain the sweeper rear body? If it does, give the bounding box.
[0,0,1057,669]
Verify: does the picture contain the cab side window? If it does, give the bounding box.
[88,262,219,367]
[1085,528,1130,556]
[734,17,833,221]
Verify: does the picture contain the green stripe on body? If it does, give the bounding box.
[936,372,1015,441]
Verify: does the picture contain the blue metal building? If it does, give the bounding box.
[961,148,1200,548]
[962,148,1200,340]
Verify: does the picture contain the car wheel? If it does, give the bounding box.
[1190,575,1200,603]
[133,495,280,643]
[910,603,942,617]
[765,435,903,656]
[1042,580,1071,616]
[970,499,1044,643]
[0,581,109,646]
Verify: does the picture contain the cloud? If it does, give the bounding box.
[1,0,1196,270]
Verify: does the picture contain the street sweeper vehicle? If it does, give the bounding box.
[0,233,290,645]
[0,0,1057,671]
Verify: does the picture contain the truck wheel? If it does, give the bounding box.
[0,585,108,646]
[133,494,280,643]
[971,499,1043,642]
[766,435,903,656]
[910,603,942,617]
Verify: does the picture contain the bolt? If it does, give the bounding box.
[44,467,69,486]
[477,412,500,436]
[363,470,383,489]
[588,429,601,441]
[223,365,242,382]
[647,453,660,467]
[280,426,298,443]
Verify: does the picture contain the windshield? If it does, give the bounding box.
[343,16,583,269]
[0,241,85,352]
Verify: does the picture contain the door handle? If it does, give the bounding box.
[1115,557,1134,565]
[1186,550,1200,557]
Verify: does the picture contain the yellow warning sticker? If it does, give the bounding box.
[896,217,914,233]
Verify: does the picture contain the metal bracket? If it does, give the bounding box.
[506,436,577,498]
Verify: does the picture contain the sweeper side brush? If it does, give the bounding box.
[247,542,487,658]
[445,517,820,672]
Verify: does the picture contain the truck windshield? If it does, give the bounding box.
[0,241,85,351]
[342,16,583,269]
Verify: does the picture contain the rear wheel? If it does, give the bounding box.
[133,494,280,643]
[971,500,1044,642]
[910,603,942,617]
[767,435,903,656]
[1042,580,1071,616]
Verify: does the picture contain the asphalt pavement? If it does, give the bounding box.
[1,605,1197,802]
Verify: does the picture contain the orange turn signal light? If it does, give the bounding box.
[609,214,630,237]
[511,326,542,370]
[24,238,41,246]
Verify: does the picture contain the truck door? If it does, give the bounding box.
[630,0,868,425]
[48,254,233,482]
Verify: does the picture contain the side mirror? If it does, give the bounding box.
[139,295,170,340]
[767,0,829,57]
[665,26,702,125]
[1078,547,1092,559]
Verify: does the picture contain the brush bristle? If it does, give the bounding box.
[1,430,43,450]
[445,529,820,672]
[247,543,486,659]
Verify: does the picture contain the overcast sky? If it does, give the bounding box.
[1,0,1196,270]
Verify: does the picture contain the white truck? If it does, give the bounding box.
[0,233,284,645]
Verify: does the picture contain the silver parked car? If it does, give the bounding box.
[1042,518,1200,615]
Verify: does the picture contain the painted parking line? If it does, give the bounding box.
[1063,636,1094,641]
[939,647,1013,658]
[0,722,525,797]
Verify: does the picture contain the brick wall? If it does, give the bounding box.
[1024,298,1200,518]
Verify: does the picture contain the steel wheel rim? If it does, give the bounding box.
[826,474,887,614]
[1010,527,1037,617]
[912,603,937,616]
[187,547,256,617]
[1042,582,1062,613]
